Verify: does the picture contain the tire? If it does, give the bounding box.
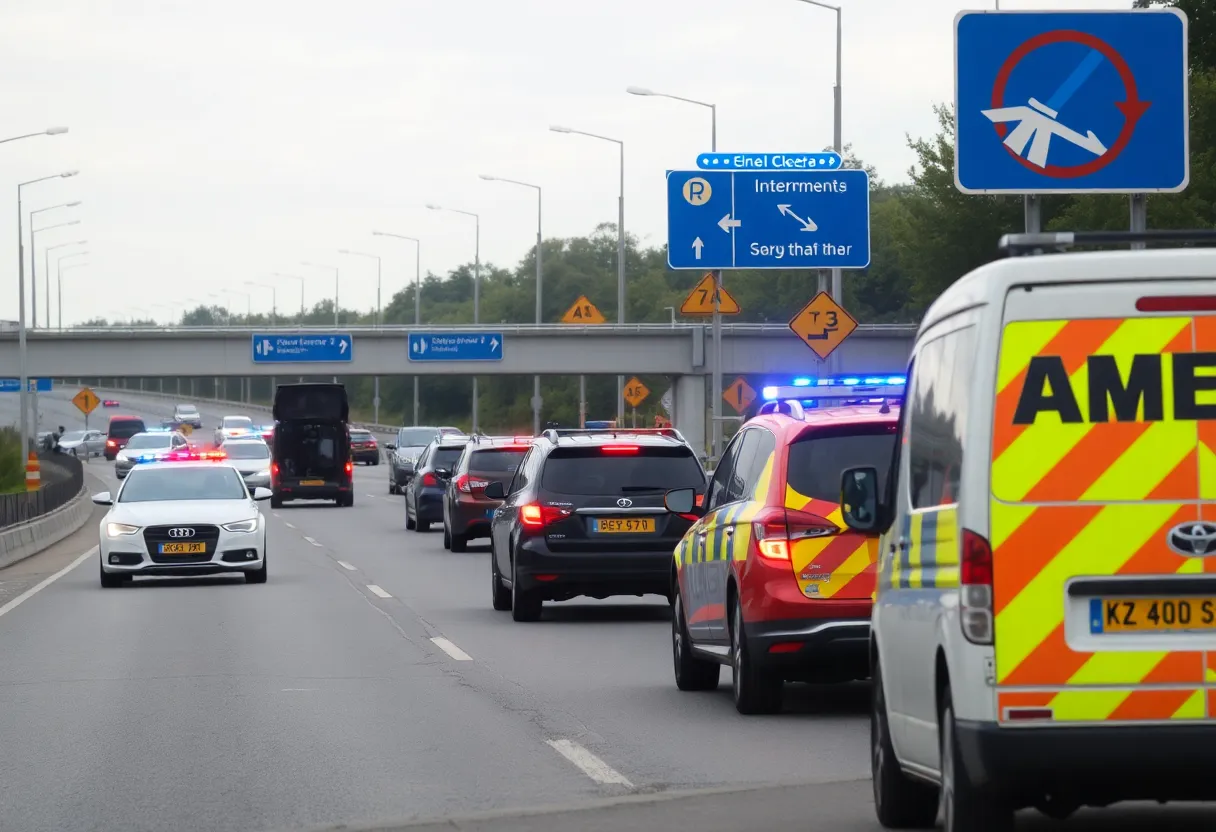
[372,458,380,466]
[672,590,720,691]
[490,543,511,611]
[346,493,355,507]
[99,562,124,589]
[405,501,416,530]
[271,495,283,509]
[940,687,1014,832]
[730,596,783,715]
[245,552,268,584]
[442,523,452,550]
[389,482,398,495]
[510,556,542,622]
[872,657,938,828]
[416,516,430,532]
[450,530,468,552]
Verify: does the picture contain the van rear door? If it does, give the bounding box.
[273,384,349,422]
[991,280,1215,726]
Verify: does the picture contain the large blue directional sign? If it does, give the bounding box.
[697,152,841,171]
[251,333,353,363]
[666,169,870,270]
[408,332,504,362]
[0,378,51,393]
[955,9,1188,194]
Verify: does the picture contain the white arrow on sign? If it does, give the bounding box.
[256,338,274,355]
[412,338,427,354]
[692,237,704,260]
[339,338,348,354]
[718,214,741,233]
[777,204,818,231]
[490,337,500,352]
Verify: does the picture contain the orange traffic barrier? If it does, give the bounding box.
[25,451,40,492]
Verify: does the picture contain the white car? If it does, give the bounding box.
[214,415,255,446]
[113,429,190,479]
[94,459,270,587]
[221,437,272,489]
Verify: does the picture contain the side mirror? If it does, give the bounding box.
[840,466,884,533]
[92,491,112,506]
[251,487,273,501]
[386,443,397,451]
[484,481,506,500]
[664,487,704,519]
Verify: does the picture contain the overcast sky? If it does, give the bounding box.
[0,0,1130,326]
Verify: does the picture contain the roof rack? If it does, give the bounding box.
[999,230,1216,257]
[540,427,686,444]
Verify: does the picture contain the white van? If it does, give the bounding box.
[839,232,1216,830]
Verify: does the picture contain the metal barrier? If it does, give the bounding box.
[0,452,84,529]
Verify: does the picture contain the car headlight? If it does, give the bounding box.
[107,522,140,536]
[222,518,259,533]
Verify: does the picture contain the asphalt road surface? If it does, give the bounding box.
[2,388,1216,830]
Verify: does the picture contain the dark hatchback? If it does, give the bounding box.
[486,429,707,622]
[105,415,147,460]
[387,426,462,494]
[350,429,380,465]
[270,383,354,507]
[442,436,532,552]
[405,434,470,531]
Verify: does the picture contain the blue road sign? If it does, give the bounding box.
[697,152,841,171]
[0,378,51,392]
[408,332,504,362]
[250,333,353,363]
[954,8,1188,194]
[666,169,870,270]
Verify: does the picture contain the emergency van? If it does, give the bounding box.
[839,231,1216,830]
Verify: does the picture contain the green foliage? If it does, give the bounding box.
[0,427,24,494]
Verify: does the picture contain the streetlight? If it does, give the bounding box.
[480,174,544,435]
[57,260,89,327]
[17,169,78,450]
[301,262,340,326]
[372,230,423,425]
[46,240,86,328]
[550,125,627,423]
[273,272,306,320]
[245,281,277,325]
[337,249,383,325]
[227,289,252,322]
[31,203,82,327]
[427,204,482,433]
[55,249,88,329]
[0,126,68,145]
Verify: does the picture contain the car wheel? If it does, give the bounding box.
[442,523,452,549]
[450,531,468,553]
[730,596,783,715]
[389,482,398,495]
[271,495,283,509]
[940,687,1013,832]
[672,590,720,691]
[99,561,124,589]
[872,657,938,828]
[490,542,511,611]
[245,551,268,584]
[510,555,542,622]
[405,499,416,530]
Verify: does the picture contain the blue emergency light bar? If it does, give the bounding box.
[761,374,906,402]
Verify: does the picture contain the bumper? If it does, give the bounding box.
[515,539,671,600]
[100,535,265,576]
[352,449,380,463]
[274,482,351,501]
[391,461,414,486]
[957,720,1216,805]
[449,501,498,539]
[114,463,134,479]
[743,616,870,681]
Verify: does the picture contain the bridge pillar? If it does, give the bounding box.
[672,374,707,461]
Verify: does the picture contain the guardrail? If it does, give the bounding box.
[0,452,84,529]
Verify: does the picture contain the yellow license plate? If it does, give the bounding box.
[1091,597,1216,633]
[299,479,324,486]
[158,542,206,555]
[593,517,656,534]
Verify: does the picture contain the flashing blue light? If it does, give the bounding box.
[792,377,812,387]
[840,377,861,386]
[887,375,906,385]
[762,386,779,401]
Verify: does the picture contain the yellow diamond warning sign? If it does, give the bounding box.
[72,386,100,416]
[680,273,741,315]
[788,292,858,361]
[722,377,756,414]
[623,377,650,408]
[561,295,607,324]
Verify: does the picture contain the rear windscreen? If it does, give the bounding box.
[274,385,348,422]
[350,431,372,441]
[432,447,465,470]
[109,420,146,439]
[786,427,897,504]
[541,447,705,495]
[469,449,526,475]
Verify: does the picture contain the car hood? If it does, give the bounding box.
[116,448,170,462]
[107,499,258,526]
[396,445,426,458]
[230,460,270,474]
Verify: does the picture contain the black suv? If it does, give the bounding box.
[485,428,707,622]
[404,433,470,531]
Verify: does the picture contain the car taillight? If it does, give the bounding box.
[344,461,353,476]
[421,472,438,487]
[751,506,838,561]
[519,503,572,528]
[368,441,377,448]
[1136,295,1216,312]
[455,474,490,494]
[106,439,116,447]
[960,528,994,645]
[271,462,279,480]
[601,445,639,454]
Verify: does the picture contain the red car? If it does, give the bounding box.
[102,399,120,407]
[350,428,380,465]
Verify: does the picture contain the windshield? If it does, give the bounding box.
[541,447,705,495]
[124,434,173,450]
[61,431,87,442]
[108,420,145,439]
[351,431,372,441]
[431,447,465,470]
[786,427,898,503]
[177,405,199,414]
[223,417,253,429]
[469,449,527,475]
[223,443,270,460]
[118,467,247,502]
[397,428,437,447]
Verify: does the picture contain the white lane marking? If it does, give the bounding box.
[336,560,357,571]
[367,584,392,599]
[283,521,295,529]
[546,739,634,787]
[303,536,322,547]
[0,547,95,620]
[366,493,376,498]
[430,636,473,661]
[281,688,318,692]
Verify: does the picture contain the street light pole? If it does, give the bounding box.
[337,249,383,325]
[301,262,340,326]
[272,273,306,321]
[58,260,89,328]
[627,86,720,456]
[245,281,277,324]
[550,126,627,424]
[29,201,82,327]
[372,231,423,424]
[427,205,481,433]
[45,238,87,328]
[0,126,68,146]
[480,175,544,434]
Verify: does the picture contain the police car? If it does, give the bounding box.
[839,231,1216,831]
[93,449,270,588]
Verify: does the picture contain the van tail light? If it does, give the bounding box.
[960,528,994,645]
[1136,295,1216,312]
[421,472,438,487]
[270,462,279,482]
[751,507,838,561]
[519,503,572,528]
[601,445,639,454]
[106,439,117,447]
[455,475,490,494]
[344,461,353,476]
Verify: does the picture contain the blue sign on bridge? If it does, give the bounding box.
[666,169,870,270]
[954,8,1189,194]
[250,333,353,363]
[407,332,504,362]
[0,378,51,392]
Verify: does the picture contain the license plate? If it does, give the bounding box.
[593,517,656,534]
[299,479,324,486]
[485,508,496,518]
[1090,597,1216,633]
[158,542,206,555]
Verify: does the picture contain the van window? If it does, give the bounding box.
[909,325,977,509]
[108,419,146,439]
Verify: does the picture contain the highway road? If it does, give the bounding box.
[2,390,1216,829]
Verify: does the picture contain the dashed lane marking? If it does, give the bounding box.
[337,560,357,571]
[283,521,296,529]
[546,739,634,787]
[367,584,392,599]
[303,536,322,547]
[430,636,473,661]
[0,547,95,620]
